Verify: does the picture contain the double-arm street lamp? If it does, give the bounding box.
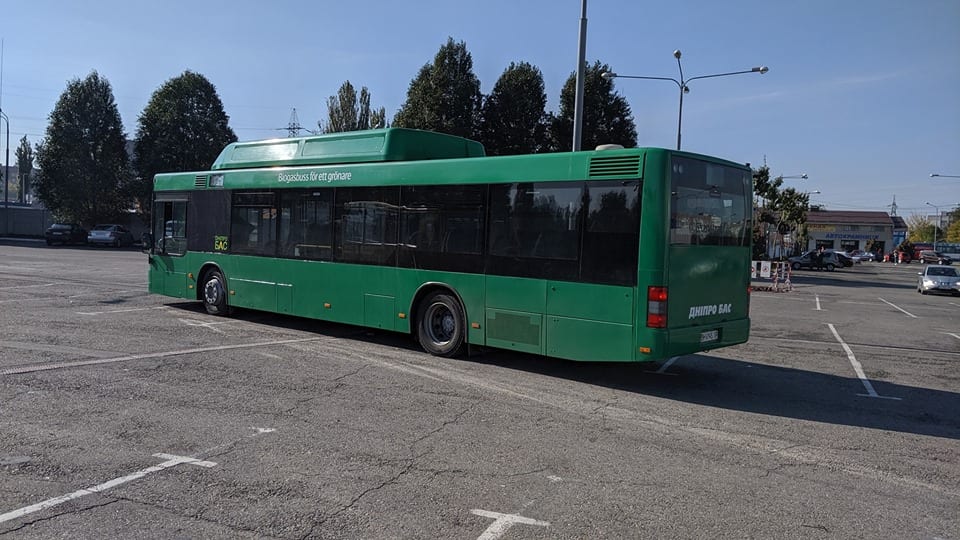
[602,50,768,150]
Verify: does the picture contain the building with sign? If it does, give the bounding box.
[803,210,904,255]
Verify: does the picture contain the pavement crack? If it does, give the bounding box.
[0,498,119,535]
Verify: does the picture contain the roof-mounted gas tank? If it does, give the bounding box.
[210,127,486,170]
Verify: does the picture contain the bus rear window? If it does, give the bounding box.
[669,157,750,247]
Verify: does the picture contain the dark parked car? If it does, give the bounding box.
[919,250,953,265]
[87,224,135,247]
[788,250,842,271]
[833,251,855,267]
[44,223,87,245]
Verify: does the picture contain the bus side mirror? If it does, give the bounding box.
[141,233,154,253]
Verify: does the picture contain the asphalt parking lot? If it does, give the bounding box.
[1,242,958,539]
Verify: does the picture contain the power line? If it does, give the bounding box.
[277,108,318,137]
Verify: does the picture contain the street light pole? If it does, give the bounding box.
[572,0,588,151]
[602,50,768,150]
[925,202,940,250]
[930,173,960,178]
[0,109,8,235]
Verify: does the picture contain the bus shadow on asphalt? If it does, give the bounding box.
[470,350,960,441]
[161,302,959,441]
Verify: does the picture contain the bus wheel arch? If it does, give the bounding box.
[411,284,466,358]
[199,264,231,316]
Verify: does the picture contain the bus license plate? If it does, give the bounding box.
[700,330,719,343]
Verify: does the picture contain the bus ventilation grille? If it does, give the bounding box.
[194,175,208,188]
[588,156,641,178]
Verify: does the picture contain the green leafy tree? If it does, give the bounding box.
[478,62,549,155]
[945,219,960,243]
[15,135,33,202]
[133,71,236,215]
[905,213,937,242]
[323,81,387,133]
[34,71,131,225]
[393,37,482,139]
[751,166,813,258]
[547,61,638,152]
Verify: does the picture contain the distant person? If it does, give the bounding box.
[815,247,825,271]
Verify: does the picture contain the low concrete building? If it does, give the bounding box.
[804,210,901,254]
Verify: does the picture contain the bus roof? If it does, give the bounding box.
[211,127,486,170]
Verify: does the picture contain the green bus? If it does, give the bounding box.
[146,127,751,362]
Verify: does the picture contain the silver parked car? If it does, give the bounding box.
[917,265,960,296]
[87,224,135,247]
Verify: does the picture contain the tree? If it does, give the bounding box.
[751,166,813,259]
[15,135,34,203]
[477,62,549,155]
[945,219,960,243]
[547,61,638,152]
[393,37,482,139]
[34,71,131,225]
[943,207,960,242]
[133,71,236,215]
[323,81,387,133]
[905,214,937,243]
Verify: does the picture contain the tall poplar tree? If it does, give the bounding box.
[15,135,34,203]
[34,71,131,225]
[323,81,387,133]
[479,62,549,155]
[393,37,482,139]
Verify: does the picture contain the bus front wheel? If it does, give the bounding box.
[416,292,465,357]
[202,269,231,316]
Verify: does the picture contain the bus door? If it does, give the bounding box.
[150,197,189,299]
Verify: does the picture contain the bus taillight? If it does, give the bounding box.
[647,286,668,328]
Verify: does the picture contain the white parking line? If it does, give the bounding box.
[946,333,960,341]
[827,324,901,400]
[877,298,917,318]
[0,454,217,524]
[0,283,57,291]
[471,509,549,540]
[0,337,323,375]
[76,306,168,316]
[815,295,822,311]
[68,289,142,299]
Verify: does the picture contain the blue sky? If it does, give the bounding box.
[2,0,958,217]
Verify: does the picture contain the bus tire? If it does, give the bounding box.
[416,291,465,358]
[202,269,231,316]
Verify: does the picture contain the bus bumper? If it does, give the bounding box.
[641,318,751,360]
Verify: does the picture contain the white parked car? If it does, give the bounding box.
[917,265,960,296]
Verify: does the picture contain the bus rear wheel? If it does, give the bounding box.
[202,269,231,316]
[416,292,465,357]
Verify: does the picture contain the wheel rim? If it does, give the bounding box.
[204,277,223,306]
[423,302,456,345]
